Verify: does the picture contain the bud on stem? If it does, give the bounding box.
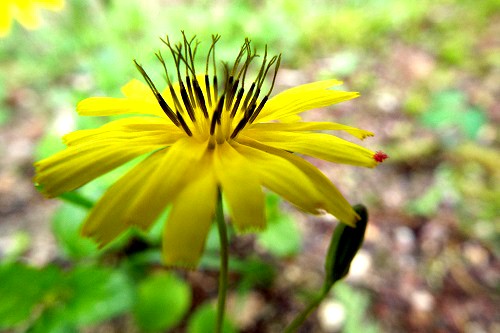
[323,204,368,291]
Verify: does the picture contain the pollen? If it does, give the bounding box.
[373,151,388,163]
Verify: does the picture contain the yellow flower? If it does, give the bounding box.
[35,35,387,268]
[0,0,64,37]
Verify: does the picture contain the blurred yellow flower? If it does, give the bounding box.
[35,35,386,267]
[0,0,64,37]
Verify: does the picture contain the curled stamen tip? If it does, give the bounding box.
[373,151,388,163]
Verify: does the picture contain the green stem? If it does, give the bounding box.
[215,189,228,333]
[283,286,331,333]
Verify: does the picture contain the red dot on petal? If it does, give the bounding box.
[373,151,388,163]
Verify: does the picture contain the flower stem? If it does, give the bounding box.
[215,189,228,333]
[283,286,331,333]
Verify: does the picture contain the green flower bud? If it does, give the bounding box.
[324,204,368,289]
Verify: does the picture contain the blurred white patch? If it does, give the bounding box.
[346,249,372,282]
[318,300,346,332]
[53,108,76,136]
[410,289,434,312]
[394,226,416,253]
[376,90,399,113]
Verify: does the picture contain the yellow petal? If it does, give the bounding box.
[256,80,359,122]
[234,141,327,215]
[121,79,156,101]
[241,131,377,168]
[81,152,163,246]
[162,159,217,267]
[125,137,208,229]
[0,2,12,37]
[214,142,265,232]
[14,1,40,30]
[246,122,374,140]
[63,117,183,146]
[239,137,358,225]
[77,97,166,119]
[36,0,65,10]
[35,142,160,197]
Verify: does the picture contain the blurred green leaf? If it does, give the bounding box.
[0,263,62,329]
[234,258,276,291]
[0,262,132,332]
[334,282,380,333]
[187,303,236,333]
[65,266,133,325]
[257,215,301,257]
[257,194,301,257]
[421,90,486,140]
[407,165,458,217]
[29,266,133,333]
[52,203,98,259]
[133,272,191,332]
[34,133,66,161]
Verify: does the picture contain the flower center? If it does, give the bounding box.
[134,34,281,146]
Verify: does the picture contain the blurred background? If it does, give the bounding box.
[0,0,498,332]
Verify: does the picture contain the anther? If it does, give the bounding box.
[248,95,268,123]
[230,114,250,139]
[185,76,197,109]
[204,74,212,107]
[230,87,244,118]
[193,78,209,118]
[179,82,196,122]
[176,111,193,136]
[210,95,225,135]
[241,82,255,111]
[226,78,239,111]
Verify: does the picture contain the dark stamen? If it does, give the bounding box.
[193,78,209,118]
[213,76,218,106]
[246,88,261,119]
[241,82,255,112]
[176,111,192,136]
[230,87,244,118]
[204,74,212,107]
[248,95,268,123]
[133,60,179,126]
[179,82,196,122]
[156,51,184,114]
[185,76,197,109]
[230,114,250,139]
[210,95,225,135]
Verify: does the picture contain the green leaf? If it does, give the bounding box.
[51,203,98,259]
[420,90,486,140]
[0,263,63,329]
[29,266,133,333]
[187,303,236,333]
[462,107,486,139]
[334,282,380,333]
[234,258,276,291]
[133,272,191,332]
[34,133,66,161]
[257,194,301,257]
[257,215,301,257]
[64,266,133,325]
[421,90,464,129]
